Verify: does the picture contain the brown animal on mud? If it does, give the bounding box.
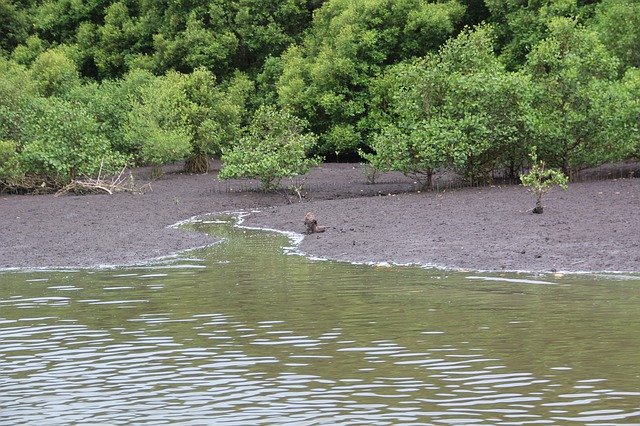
[304,212,326,234]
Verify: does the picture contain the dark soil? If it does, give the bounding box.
[1,161,638,273]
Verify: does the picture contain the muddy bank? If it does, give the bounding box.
[0,163,416,270]
[1,162,638,273]
[244,178,640,273]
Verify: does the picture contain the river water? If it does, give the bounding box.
[1,215,639,425]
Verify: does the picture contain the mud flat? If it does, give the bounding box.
[1,162,638,273]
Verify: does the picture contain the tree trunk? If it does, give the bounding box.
[533,196,543,214]
[423,170,433,191]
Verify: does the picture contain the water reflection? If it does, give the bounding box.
[1,215,639,424]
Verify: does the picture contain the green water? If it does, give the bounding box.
[1,215,639,425]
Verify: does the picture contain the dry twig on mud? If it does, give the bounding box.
[277,177,306,203]
[1,175,61,195]
[55,162,151,197]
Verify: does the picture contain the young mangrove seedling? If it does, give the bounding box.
[520,147,568,214]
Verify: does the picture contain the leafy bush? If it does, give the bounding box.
[526,18,635,175]
[0,0,29,54]
[65,68,155,156]
[0,140,23,182]
[362,120,456,190]
[593,0,640,69]
[123,72,192,175]
[219,105,321,190]
[10,35,47,66]
[0,59,38,142]
[325,124,361,159]
[182,69,253,173]
[364,25,534,186]
[20,97,129,183]
[29,49,80,97]
[123,68,252,174]
[520,147,568,214]
[620,68,640,159]
[138,127,192,178]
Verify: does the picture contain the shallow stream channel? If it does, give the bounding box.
[1,214,639,425]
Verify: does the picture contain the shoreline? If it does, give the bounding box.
[235,214,640,276]
[1,163,638,274]
[241,173,640,275]
[4,208,639,276]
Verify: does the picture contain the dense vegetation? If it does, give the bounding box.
[0,0,638,192]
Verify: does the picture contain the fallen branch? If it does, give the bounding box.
[55,164,151,197]
[1,175,61,195]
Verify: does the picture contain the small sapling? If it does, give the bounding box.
[520,147,568,214]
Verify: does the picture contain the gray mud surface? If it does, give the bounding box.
[1,162,638,273]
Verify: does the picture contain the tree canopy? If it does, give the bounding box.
[0,0,638,192]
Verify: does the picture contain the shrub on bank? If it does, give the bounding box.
[0,140,23,182]
[364,26,534,187]
[219,105,321,190]
[0,58,128,190]
[362,23,638,185]
[520,147,568,214]
[526,18,637,176]
[123,68,252,175]
[20,97,129,182]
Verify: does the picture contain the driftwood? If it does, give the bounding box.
[304,212,326,234]
[1,175,61,195]
[55,162,150,197]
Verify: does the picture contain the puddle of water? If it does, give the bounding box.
[0,215,639,425]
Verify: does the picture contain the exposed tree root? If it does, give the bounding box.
[184,154,210,174]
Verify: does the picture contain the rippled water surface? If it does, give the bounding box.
[1,216,639,425]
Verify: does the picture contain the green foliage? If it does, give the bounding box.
[184,69,253,168]
[526,18,636,175]
[0,0,638,189]
[0,58,39,143]
[363,120,456,190]
[365,25,534,185]
[621,68,640,158]
[123,72,193,170]
[592,0,640,69]
[276,0,465,154]
[431,26,534,182]
[150,11,238,77]
[122,68,253,174]
[230,0,316,69]
[124,68,253,172]
[10,35,48,66]
[0,139,23,182]
[139,127,192,177]
[29,48,81,97]
[32,0,95,42]
[65,68,155,156]
[325,124,361,158]
[0,0,30,54]
[73,0,319,79]
[520,146,568,214]
[20,97,129,182]
[255,55,285,106]
[76,1,145,78]
[485,0,593,70]
[219,105,321,190]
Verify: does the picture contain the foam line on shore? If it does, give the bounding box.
[2,210,638,278]
[225,211,640,278]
